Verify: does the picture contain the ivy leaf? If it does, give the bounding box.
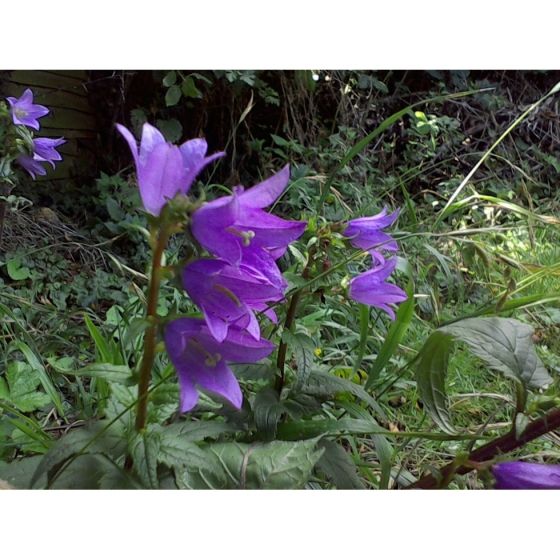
[162,70,177,87]
[7,258,31,281]
[165,85,182,107]
[181,76,201,98]
[156,118,183,143]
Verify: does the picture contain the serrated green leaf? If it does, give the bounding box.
[165,85,182,106]
[63,363,136,385]
[159,420,238,442]
[5,361,51,412]
[176,439,324,490]
[282,330,315,389]
[106,197,125,221]
[315,438,364,489]
[300,369,386,421]
[414,330,456,434]
[129,429,161,489]
[439,317,552,389]
[30,422,127,488]
[253,387,285,441]
[230,361,276,381]
[0,455,45,489]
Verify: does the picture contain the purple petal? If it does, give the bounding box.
[16,153,47,179]
[239,165,291,209]
[492,462,560,489]
[139,123,166,165]
[7,89,50,130]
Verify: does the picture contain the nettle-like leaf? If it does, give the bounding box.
[175,439,324,490]
[282,330,316,390]
[3,361,51,412]
[252,387,287,441]
[315,438,365,489]
[61,363,136,386]
[230,361,276,381]
[30,421,127,488]
[300,369,386,421]
[439,317,552,389]
[415,317,552,434]
[128,427,161,489]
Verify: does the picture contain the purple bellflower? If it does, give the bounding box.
[116,122,225,217]
[190,165,307,273]
[492,461,560,490]
[32,137,66,168]
[344,207,400,264]
[16,153,48,179]
[348,258,408,320]
[164,318,275,412]
[16,137,66,179]
[182,259,285,343]
[7,89,49,130]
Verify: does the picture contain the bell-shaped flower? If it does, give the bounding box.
[164,318,275,412]
[182,258,285,342]
[344,207,400,264]
[348,258,407,320]
[16,153,47,179]
[32,137,66,168]
[190,165,307,269]
[7,89,49,130]
[492,461,560,490]
[116,122,225,216]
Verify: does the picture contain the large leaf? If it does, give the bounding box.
[230,361,276,381]
[129,428,161,489]
[315,438,365,489]
[439,317,552,389]
[62,363,136,386]
[175,439,324,490]
[252,387,286,441]
[282,330,315,389]
[300,369,386,421]
[30,421,127,488]
[414,330,457,434]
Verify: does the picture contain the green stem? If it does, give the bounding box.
[134,225,172,433]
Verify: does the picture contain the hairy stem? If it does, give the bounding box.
[406,406,560,489]
[134,225,172,433]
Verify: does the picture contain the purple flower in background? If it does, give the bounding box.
[492,462,560,489]
[344,207,400,264]
[32,137,66,168]
[164,318,275,412]
[116,122,225,216]
[182,259,285,343]
[348,258,407,320]
[191,165,307,269]
[16,153,47,180]
[7,89,49,130]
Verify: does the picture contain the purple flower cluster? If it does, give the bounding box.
[118,123,306,412]
[7,89,66,179]
[492,461,560,490]
[343,207,407,319]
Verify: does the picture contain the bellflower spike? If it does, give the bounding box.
[164,318,275,412]
[116,122,225,216]
[492,462,560,490]
[32,137,66,168]
[348,258,407,320]
[191,165,307,268]
[16,153,47,180]
[344,207,400,264]
[7,89,49,130]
